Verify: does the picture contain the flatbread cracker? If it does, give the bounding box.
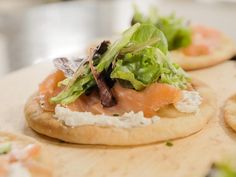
[0,132,53,177]
[170,34,236,70]
[24,79,216,146]
[224,94,236,132]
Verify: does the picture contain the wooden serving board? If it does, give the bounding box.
[1,61,236,177]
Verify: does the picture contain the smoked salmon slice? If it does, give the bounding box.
[39,70,65,95]
[39,70,182,117]
[67,83,182,117]
[182,25,221,56]
[39,70,65,111]
[111,83,181,117]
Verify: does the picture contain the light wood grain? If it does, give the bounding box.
[0,61,236,177]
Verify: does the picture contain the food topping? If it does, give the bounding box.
[53,57,83,78]
[0,143,11,155]
[66,82,181,117]
[0,143,43,177]
[182,25,221,56]
[131,6,192,50]
[39,70,65,112]
[55,105,160,128]
[206,163,236,177]
[174,90,202,113]
[39,23,194,117]
[8,162,31,177]
[49,24,189,105]
[89,46,116,107]
[9,144,40,162]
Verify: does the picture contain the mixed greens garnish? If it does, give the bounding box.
[51,23,190,106]
[131,6,192,50]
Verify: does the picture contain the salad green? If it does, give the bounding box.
[0,143,11,155]
[131,6,192,50]
[51,23,190,105]
[206,163,236,177]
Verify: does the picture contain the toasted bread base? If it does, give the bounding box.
[24,80,216,146]
[224,94,236,132]
[0,132,53,177]
[170,34,236,71]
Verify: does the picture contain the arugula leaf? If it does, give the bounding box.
[132,6,192,50]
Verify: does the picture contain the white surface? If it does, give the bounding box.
[0,34,8,76]
[118,0,236,41]
[0,0,44,13]
[0,0,235,78]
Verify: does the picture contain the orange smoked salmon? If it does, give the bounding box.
[0,144,51,177]
[39,71,182,117]
[182,25,221,56]
[39,70,65,112]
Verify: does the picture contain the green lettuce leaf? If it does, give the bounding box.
[127,24,168,54]
[111,47,190,90]
[111,48,159,90]
[96,23,141,72]
[51,74,94,104]
[132,6,192,50]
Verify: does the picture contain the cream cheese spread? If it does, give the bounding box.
[174,90,202,113]
[54,90,202,128]
[54,106,160,128]
[8,162,31,177]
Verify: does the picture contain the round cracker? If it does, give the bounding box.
[24,80,216,146]
[0,132,53,177]
[224,94,236,132]
[170,34,236,71]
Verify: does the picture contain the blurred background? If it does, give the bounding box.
[0,0,235,77]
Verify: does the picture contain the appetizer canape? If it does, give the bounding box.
[0,132,53,177]
[224,94,236,132]
[25,23,216,146]
[131,6,236,70]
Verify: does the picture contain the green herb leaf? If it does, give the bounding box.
[113,113,120,116]
[165,141,173,147]
[0,143,11,155]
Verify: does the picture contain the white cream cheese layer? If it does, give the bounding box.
[8,162,31,177]
[55,106,160,128]
[174,90,202,113]
[54,90,202,128]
